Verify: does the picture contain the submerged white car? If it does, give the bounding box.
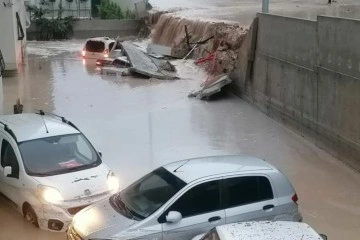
[68,155,302,240]
[0,112,119,231]
[192,221,327,240]
[82,37,115,59]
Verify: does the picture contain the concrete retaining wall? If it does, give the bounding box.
[27,19,141,40]
[231,14,360,171]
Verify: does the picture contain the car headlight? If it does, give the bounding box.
[37,185,64,204]
[107,171,119,193]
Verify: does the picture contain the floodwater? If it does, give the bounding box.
[150,0,360,25]
[0,40,359,239]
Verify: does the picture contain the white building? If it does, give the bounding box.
[28,0,91,19]
[0,0,28,71]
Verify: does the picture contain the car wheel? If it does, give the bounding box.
[24,204,39,227]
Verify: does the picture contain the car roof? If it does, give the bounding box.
[216,221,323,240]
[86,37,114,43]
[163,155,275,183]
[0,113,80,142]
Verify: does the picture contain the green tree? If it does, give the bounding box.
[98,0,136,19]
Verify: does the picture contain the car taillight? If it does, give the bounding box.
[292,193,298,204]
[104,49,109,58]
[82,49,85,57]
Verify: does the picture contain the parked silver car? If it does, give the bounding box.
[68,155,302,240]
[192,221,327,240]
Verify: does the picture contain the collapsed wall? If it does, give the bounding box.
[149,13,248,76]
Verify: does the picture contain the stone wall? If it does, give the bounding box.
[27,19,142,40]
[231,14,360,171]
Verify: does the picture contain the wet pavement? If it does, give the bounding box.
[0,40,359,240]
[150,0,360,26]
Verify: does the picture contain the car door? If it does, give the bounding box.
[223,175,278,224]
[160,180,225,240]
[0,137,24,207]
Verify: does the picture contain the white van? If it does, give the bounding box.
[0,112,119,232]
[82,37,116,59]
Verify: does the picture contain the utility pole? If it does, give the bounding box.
[262,0,269,13]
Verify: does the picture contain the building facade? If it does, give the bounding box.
[27,0,91,18]
[0,0,28,71]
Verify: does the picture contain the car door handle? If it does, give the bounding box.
[208,216,221,222]
[263,204,275,211]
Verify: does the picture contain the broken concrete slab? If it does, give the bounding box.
[147,44,172,56]
[121,42,177,80]
[101,67,128,77]
[188,74,232,100]
[147,43,188,59]
[151,57,176,72]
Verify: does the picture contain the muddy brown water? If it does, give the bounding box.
[0,40,359,239]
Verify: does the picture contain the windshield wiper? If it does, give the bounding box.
[110,194,143,221]
[110,194,134,219]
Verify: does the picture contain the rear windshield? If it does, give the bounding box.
[85,40,105,53]
[18,134,101,176]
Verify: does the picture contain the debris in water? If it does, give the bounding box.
[13,99,23,114]
[121,42,178,79]
[188,74,232,100]
[150,14,248,75]
[101,67,128,77]
[147,44,172,57]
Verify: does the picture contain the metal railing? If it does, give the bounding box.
[28,8,92,19]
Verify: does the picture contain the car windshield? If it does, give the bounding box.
[110,167,186,220]
[18,134,101,176]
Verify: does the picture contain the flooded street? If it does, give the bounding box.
[0,40,359,239]
[150,0,360,25]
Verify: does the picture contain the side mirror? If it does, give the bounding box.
[4,166,12,177]
[166,211,182,223]
[98,151,102,158]
[320,234,327,240]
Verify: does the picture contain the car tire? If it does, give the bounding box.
[23,204,39,227]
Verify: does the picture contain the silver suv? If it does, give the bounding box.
[69,155,302,240]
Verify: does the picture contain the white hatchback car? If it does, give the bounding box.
[68,155,302,240]
[82,37,115,59]
[192,221,327,240]
[0,112,119,232]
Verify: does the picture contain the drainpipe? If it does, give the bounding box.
[262,0,269,13]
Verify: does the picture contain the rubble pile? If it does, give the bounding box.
[150,14,248,76]
[146,13,248,99]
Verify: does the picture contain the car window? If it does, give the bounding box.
[1,139,20,178]
[224,176,273,208]
[166,180,221,219]
[108,42,115,51]
[85,40,105,53]
[18,134,101,176]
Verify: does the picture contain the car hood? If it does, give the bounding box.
[33,164,110,201]
[73,198,138,239]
